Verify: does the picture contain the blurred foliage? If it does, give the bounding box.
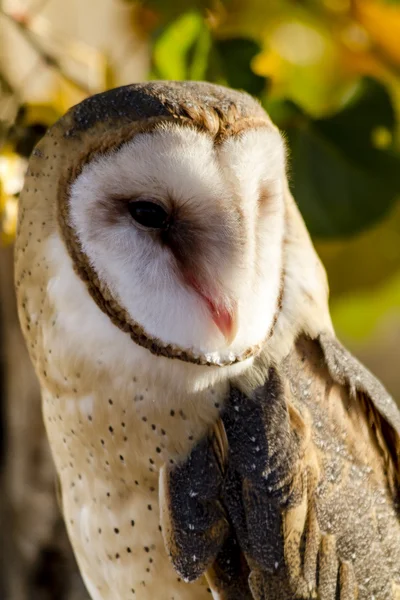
[1,0,400,341]
[283,78,400,237]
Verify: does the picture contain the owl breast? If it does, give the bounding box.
[42,372,222,600]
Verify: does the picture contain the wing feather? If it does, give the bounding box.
[159,333,400,599]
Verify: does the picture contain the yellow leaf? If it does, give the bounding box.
[337,44,386,79]
[252,49,284,86]
[354,0,400,65]
[0,152,26,197]
[22,103,62,127]
[0,152,26,245]
[0,194,18,246]
[51,79,88,115]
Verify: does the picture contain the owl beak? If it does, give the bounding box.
[184,274,238,345]
[207,300,238,346]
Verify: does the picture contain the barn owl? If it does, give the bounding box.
[15,81,400,600]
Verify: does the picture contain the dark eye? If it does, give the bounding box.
[128,200,169,230]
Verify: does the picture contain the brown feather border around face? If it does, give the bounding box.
[57,114,285,367]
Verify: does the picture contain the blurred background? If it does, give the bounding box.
[0,0,399,598]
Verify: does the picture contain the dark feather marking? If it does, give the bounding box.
[161,435,229,582]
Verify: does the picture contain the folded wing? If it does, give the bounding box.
[160,334,400,599]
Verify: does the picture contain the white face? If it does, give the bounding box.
[68,122,286,363]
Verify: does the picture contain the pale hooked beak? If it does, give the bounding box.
[185,274,238,345]
[205,298,239,346]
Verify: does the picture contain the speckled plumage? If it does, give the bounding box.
[15,81,400,600]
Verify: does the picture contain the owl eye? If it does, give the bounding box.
[128,200,169,230]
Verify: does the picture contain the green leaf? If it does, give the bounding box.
[152,12,209,80]
[283,78,400,238]
[213,38,266,97]
[187,23,212,80]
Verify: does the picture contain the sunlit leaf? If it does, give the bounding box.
[254,15,348,114]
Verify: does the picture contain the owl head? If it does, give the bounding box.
[16,81,331,384]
